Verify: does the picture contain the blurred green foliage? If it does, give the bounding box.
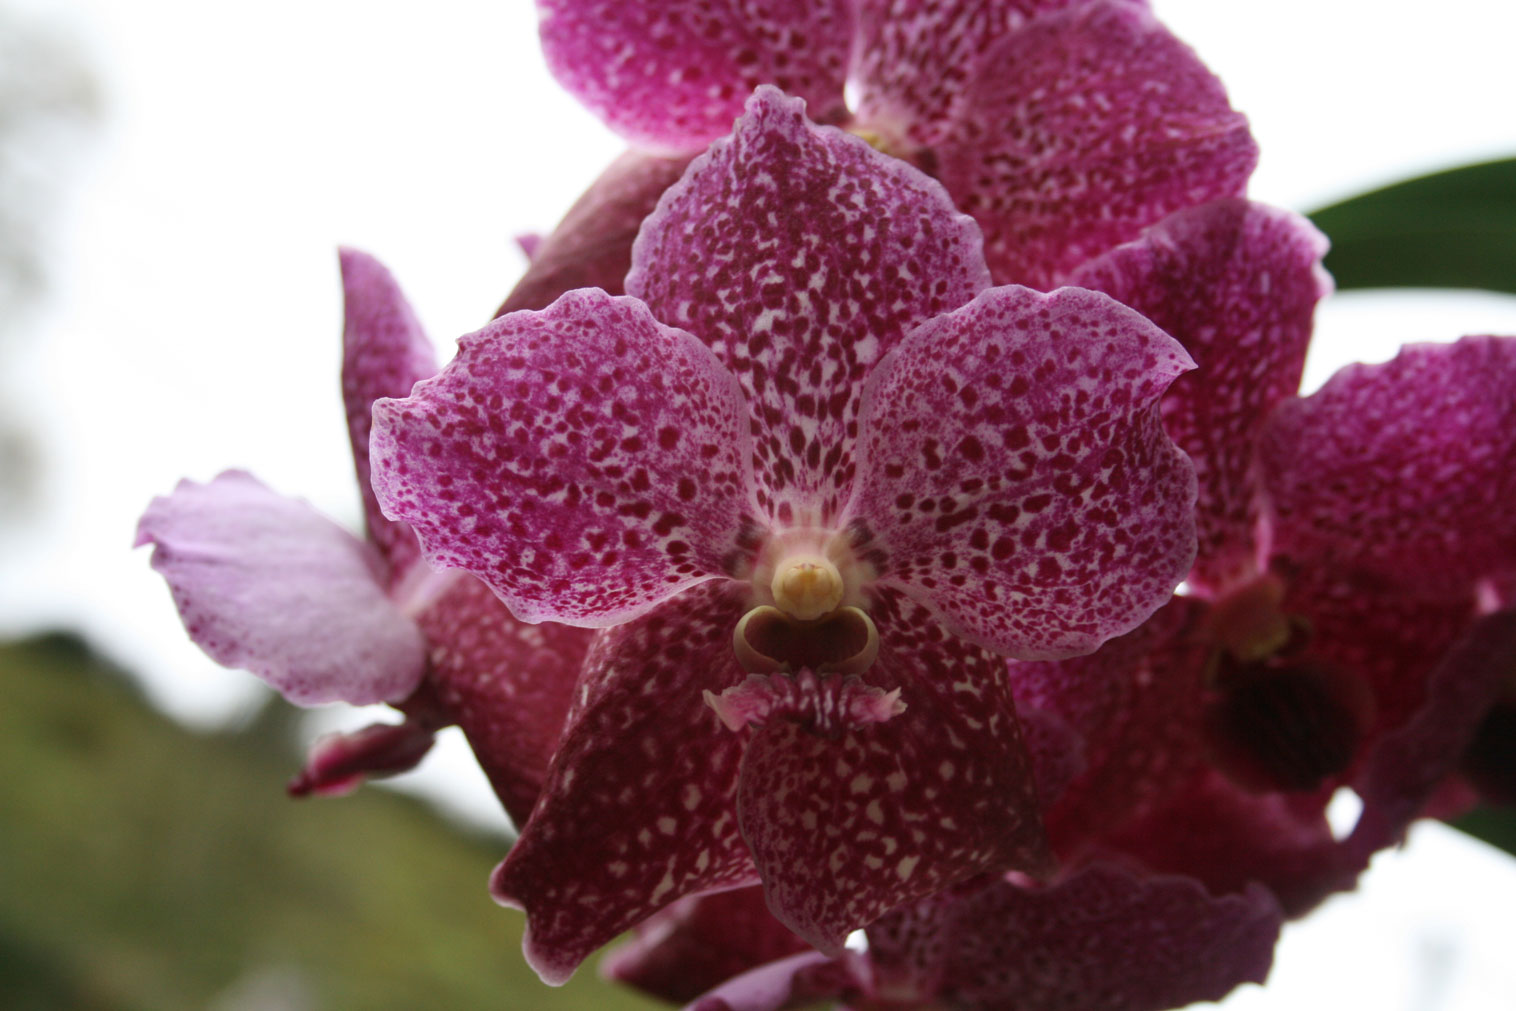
[1308,157,1516,295]
[0,633,666,1010]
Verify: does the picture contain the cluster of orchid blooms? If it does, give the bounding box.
[136,2,1516,1009]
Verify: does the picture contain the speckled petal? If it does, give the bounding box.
[846,285,1197,660]
[413,574,591,827]
[135,470,426,706]
[538,0,853,152]
[491,582,759,985]
[936,1,1256,289]
[1011,596,1211,851]
[370,289,754,627]
[1104,770,1359,916]
[339,248,438,581]
[869,864,1280,1011]
[737,592,1050,952]
[1069,201,1331,593]
[604,887,810,1005]
[1259,336,1516,593]
[497,150,694,315]
[1348,609,1516,860]
[685,952,861,1011]
[851,0,1111,148]
[629,87,991,523]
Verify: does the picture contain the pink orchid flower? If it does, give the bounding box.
[136,250,590,826]
[370,87,1198,981]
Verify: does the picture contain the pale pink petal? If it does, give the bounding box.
[497,150,694,315]
[413,574,591,827]
[1069,201,1331,593]
[879,864,1281,1011]
[490,582,759,985]
[846,285,1196,659]
[1260,336,1516,594]
[135,470,426,706]
[629,86,991,523]
[737,592,1050,952]
[339,248,438,581]
[604,887,809,1005]
[538,0,853,152]
[937,2,1256,289]
[851,0,1114,148]
[370,289,755,627]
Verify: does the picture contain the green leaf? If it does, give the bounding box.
[1307,158,1516,294]
[1451,805,1516,858]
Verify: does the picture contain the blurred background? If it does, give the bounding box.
[2,0,1514,1007]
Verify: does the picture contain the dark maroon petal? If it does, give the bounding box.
[847,285,1196,659]
[1016,704,1086,811]
[538,0,853,151]
[917,864,1281,1011]
[339,248,438,580]
[1069,201,1331,593]
[851,0,1112,149]
[1201,651,1373,795]
[1260,336,1516,593]
[1347,609,1516,859]
[413,574,590,828]
[1011,596,1212,851]
[737,592,1050,953]
[604,887,810,1005]
[1103,770,1360,917]
[629,87,991,523]
[287,717,438,798]
[371,289,754,627]
[490,582,758,985]
[135,470,426,706]
[497,150,694,315]
[1282,564,1479,756]
[936,2,1257,289]
[339,248,438,581]
[684,952,862,1011]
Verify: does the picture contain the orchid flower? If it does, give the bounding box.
[369,87,1198,980]
[532,0,1255,292]
[136,250,590,825]
[1003,199,1516,914]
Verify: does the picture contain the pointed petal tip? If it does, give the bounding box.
[519,918,579,987]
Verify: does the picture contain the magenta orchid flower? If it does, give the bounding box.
[136,250,590,826]
[995,198,1516,916]
[369,88,1198,980]
[521,0,1254,298]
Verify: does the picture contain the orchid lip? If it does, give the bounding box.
[733,605,881,677]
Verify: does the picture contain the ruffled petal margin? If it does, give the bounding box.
[848,285,1196,659]
[371,289,755,627]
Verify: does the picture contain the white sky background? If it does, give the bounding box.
[2,0,1515,1007]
